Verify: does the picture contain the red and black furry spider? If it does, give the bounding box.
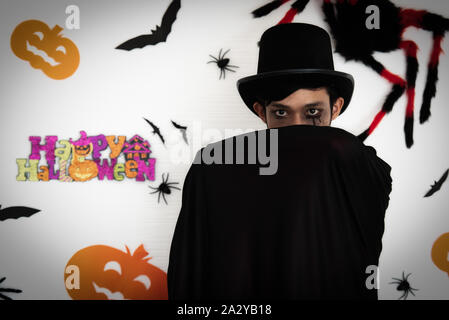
[252,0,449,148]
[389,271,418,300]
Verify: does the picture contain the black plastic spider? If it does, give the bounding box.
[149,173,181,204]
[0,277,22,300]
[207,48,239,79]
[389,271,419,300]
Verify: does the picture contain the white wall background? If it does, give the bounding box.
[0,0,448,299]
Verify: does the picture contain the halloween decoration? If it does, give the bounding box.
[116,0,181,50]
[65,244,168,300]
[122,135,152,162]
[149,172,180,205]
[207,48,239,79]
[171,120,188,145]
[143,117,165,145]
[168,125,392,299]
[0,277,22,300]
[69,131,98,181]
[10,19,80,79]
[424,168,448,197]
[389,271,418,300]
[431,232,449,277]
[251,0,449,148]
[58,158,73,182]
[16,132,156,182]
[0,204,40,222]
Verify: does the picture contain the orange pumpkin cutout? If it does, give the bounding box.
[10,19,79,79]
[65,244,168,300]
[431,232,449,277]
[68,142,98,181]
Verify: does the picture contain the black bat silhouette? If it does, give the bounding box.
[116,0,181,50]
[0,277,22,300]
[143,117,165,145]
[171,120,188,145]
[424,168,449,197]
[0,204,40,222]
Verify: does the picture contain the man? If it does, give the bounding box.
[168,23,392,300]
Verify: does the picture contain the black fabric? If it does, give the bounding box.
[167,125,392,300]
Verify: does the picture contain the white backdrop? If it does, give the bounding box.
[0,0,448,299]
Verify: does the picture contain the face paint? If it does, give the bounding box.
[307,115,322,126]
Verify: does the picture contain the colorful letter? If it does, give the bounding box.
[16,159,39,181]
[106,135,126,159]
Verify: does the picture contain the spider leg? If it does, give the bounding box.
[322,0,338,32]
[224,67,236,73]
[0,292,12,300]
[0,288,22,293]
[218,48,223,60]
[169,186,181,191]
[277,5,298,24]
[166,182,179,186]
[420,32,445,123]
[165,173,170,183]
[157,191,161,203]
[399,40,419,148]
[149,186,158,190]
[226,64,239,69]
[162,193,168,205]
[208,55,218,61]
[149,190,160,194]
[222,49,230,58]
[220,69,224,80]
[252,0,293,18]
[0,277,5,284]
[398,9,449,124]
[274,0,309,24]
[389,280,400,284]
[403,291,409,300]
[357,55,406,145]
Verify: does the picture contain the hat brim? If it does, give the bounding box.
[237,69,354,117]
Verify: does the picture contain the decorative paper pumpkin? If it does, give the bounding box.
[10,19,80,79]
[431,232,449,277]
[69,142,98,181]
[65,244,168,300]
[74,144,92,157]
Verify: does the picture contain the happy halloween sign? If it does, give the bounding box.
[16,131,156,182]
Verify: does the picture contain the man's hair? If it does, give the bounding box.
[256,84,340,110]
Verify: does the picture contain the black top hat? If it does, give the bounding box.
[237,23,354,117]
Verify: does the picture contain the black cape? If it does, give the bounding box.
[168,125,392,300]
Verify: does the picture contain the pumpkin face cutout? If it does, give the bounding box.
[10,20,80,79]
[74,144,91,157]
[65,244,168,300]
[69,131,98,181]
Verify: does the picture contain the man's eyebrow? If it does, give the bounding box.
[304,101,326,108]
[268,101,326,108]
[269,103,291,109]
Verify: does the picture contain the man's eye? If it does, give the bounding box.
[307,108,320,116]
[275,110,287,117]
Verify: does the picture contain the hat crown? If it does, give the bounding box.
[257,23,335,74]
